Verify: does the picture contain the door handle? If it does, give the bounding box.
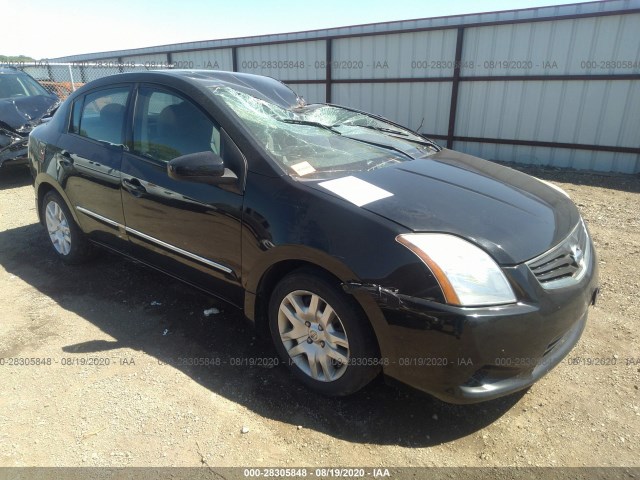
[122,178,147,197]
[59,150,74,168]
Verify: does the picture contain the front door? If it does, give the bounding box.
[120,85,245,306]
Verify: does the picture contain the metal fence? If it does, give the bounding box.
[17,62,169,99]
[38,2,640,173]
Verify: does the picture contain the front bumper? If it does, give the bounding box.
[373,242,599,404]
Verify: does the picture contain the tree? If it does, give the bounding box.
[0,55,36,63]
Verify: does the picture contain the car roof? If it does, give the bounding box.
[81,69,302,109]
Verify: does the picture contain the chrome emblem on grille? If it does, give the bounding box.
[570,244,584,267]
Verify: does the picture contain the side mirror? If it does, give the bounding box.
[167,151,237,185]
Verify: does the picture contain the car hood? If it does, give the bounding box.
[0,94,59,133]
[309,149,581,265]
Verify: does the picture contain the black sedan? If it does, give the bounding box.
[28,70,599,403]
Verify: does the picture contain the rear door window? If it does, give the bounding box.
[75,87,130,145]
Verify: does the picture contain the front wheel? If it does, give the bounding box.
[268,270,381,396]
[42,190,93,264]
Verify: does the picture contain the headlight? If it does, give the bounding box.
[396,233,517,307]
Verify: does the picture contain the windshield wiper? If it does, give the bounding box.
[367,158,399,171]
[340,136,415,160]
[343,124,440,150]
[282,118,425,160]
[281,119,342,134]
[345,124,408,136]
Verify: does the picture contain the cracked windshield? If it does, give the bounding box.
[211,86,439,179]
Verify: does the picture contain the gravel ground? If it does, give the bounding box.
[0,164,638,470]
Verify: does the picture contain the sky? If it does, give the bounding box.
[1,0,599,59]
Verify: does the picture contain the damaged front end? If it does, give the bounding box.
[0,122,31,167]
[0,81,59,169]
[342,281,466,338]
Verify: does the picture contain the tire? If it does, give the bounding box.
[42,190,93,264]
[268,269,381,396]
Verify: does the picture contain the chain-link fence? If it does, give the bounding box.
[16,62,172,99]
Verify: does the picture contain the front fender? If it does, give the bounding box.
[242,244,398,364]
[244,244,360,294]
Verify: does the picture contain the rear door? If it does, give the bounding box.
[55,85,132,250]
[120,84,245,306]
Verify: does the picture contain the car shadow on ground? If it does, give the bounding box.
[0,221,525,447]
[0,166,32,190]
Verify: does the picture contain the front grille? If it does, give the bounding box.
[526,219,591,289]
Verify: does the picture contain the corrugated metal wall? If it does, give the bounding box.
[53,1,640,173]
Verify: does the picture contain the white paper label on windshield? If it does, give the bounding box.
[318,176,393,207]
[291,162,316,177]
[291,161,316,176]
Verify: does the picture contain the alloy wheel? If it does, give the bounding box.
[45,200,72,256]
[277,290,350,382]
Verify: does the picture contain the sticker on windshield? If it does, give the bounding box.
[291,161,316,176]
[319,176,393,207]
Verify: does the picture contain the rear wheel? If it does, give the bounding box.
[269,270,380,396]
[42,190,93,264]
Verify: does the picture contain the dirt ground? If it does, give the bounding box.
[0,164,638,470]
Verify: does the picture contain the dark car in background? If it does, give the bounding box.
[28,70,599,403]
[0,66,59,169]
